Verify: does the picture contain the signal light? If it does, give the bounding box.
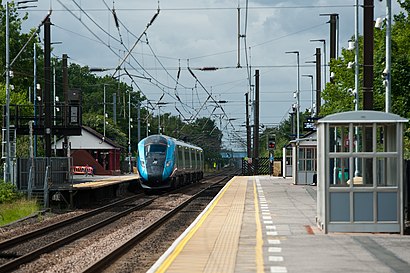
[268,141,275,150]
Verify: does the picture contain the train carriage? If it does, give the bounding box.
[137,134,204,190]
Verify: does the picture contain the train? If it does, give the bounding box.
[137,134,204,191]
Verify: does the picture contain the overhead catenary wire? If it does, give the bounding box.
[112,4,160,77]
[48,1,333,145]
[58,0,193,115]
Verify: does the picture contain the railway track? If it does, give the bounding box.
[0,172,236,273]
[0,194,153,272]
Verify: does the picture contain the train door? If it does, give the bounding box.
[178,146,184,170]
[184,148,190,171]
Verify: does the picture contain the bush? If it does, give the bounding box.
[0,180,22,203]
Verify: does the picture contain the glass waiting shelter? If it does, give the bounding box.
[316,111,407,234]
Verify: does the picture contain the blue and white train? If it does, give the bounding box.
[137,134,204,190]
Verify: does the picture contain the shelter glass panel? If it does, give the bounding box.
[359,158,374,187]
[376,125,385,152]
[329,125,350,153]
[356,125,374,153]
[329,157,349,187]
[377,157,398,186]
[350,157,363,185]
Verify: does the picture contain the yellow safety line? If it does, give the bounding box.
[254,178,264,273]
[155,177,236,273]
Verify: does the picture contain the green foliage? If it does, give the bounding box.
[320,2,410,157]
[0,180,22,203]
[0,198,40,226]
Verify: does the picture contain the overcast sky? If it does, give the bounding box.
[20,0,403,150]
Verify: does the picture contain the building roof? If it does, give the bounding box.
[318,110,408,124]
[55,126,123,150]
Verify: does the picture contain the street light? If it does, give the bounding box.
[302,74,314,116]
[285,51,300,140]
[310,39,327,88]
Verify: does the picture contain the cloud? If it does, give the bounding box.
[20,0,404,150]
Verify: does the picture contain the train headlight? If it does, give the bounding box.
[140,160,146,168]
[166,160,172,167]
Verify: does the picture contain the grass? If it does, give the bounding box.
[0,198,40,226]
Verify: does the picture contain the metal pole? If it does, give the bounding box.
[137,101,141,144]
[310,40,326,98]
[5,2,11,182]
[355,0,359,110]
[44,17,52,158]
[53,61,56,156]
[302,75,314,116]
[323,41,327,87]
[158,107,161,134]
[315,48,321,116]
[385,0,391,113]
[253,70,260,174]
[245,93,251,159]
[354,0,360,178]
[128,92,131,173]
[296,53,300,140]
[285,51,300,140]
[103,84,106,140]
[34,42,37,157]
[363,0,374,110]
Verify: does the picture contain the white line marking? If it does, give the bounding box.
[268,247,282,253]
[270,266,287,272]
[269,256,284,262]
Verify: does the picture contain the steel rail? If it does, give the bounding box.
[0,194,143,252]
[0,197,154,273]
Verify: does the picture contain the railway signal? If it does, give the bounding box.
[267,135,276,150]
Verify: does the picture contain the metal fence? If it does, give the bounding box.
[17,157,73,192]
[242,157,271,175]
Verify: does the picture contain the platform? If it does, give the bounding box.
[148,176,410,273]
[72,174,139,190]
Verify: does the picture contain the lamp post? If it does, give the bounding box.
[310,39,327,88]
[302,74,314,116]
[285,51,300,140]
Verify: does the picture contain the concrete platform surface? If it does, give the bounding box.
[148,176,410,273]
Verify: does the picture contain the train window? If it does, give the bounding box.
[178,147,184,167]
[185,148,190,169]
[146,144,166,155]
[193,150,197,169]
